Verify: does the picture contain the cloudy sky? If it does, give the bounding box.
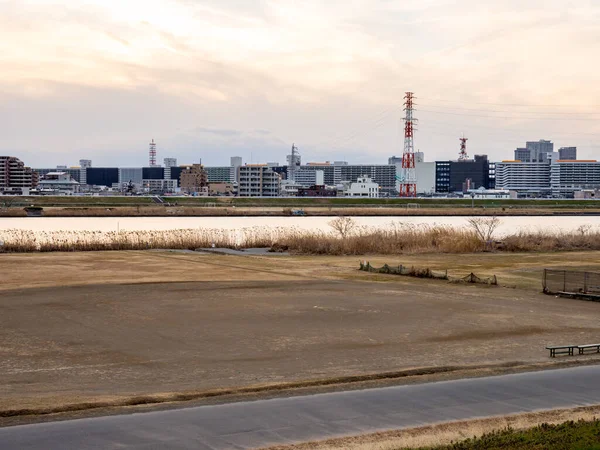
[1,0,599,167]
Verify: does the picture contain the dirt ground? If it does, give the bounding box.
[2,250,600,417]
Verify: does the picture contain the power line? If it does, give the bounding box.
[418,108,600,121]
[419,97,599,109]
[418,103,600,116]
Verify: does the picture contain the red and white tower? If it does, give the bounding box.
[458,134,469,161]
[399,92,417,197]
[149,139,157,167]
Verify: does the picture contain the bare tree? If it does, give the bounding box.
[1,196,16,210]
[577,224,592,236]
[329,216,357,239]
[467,216,501,243]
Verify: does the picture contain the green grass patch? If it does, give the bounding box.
[416,420,600,449]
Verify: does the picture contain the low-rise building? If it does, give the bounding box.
[208,182,234,196]
[297,185,337,197]
[345,176,379,198]
[37,172,80,195]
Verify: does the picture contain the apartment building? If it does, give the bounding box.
[180,164,208,193]
[494,161,551,196]
[237,165,280,197]
[550,159,600,197]
[1,156,38,192]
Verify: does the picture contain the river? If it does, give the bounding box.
[0,216,594,236]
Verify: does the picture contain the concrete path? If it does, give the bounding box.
[2,365,600,450]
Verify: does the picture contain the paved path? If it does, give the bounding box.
[2,365,600,450]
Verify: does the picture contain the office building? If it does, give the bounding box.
[237,165,280,197]
[299,162,396,196]
[514,140,554,162]
[118,168,143,185]
[527,140,553,162]
[514,148,529,161]
[435,155,491,193]
[415,161,436,194]
[230,156,243,183]
[294,169,324,187]
[163,158,177,180]
[206,166,233,183]
[1,156,38,192]
[558,147,577,160]
[79,159,92,184]
[85,168,119,187]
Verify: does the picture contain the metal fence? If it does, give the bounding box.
[543,269,600,295]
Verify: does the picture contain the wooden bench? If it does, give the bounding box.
[546,345,577,357]
[578,344,600,355]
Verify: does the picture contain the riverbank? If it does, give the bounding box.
[3,205,600,217]
[1,195,600,217]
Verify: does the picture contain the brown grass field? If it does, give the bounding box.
[2,250,600,427]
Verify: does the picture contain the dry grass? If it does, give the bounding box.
[3,220,600,254]
[262,405,600,450]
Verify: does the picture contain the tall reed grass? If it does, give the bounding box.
[1,222,600,254]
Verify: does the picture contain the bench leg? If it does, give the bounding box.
[569,348,574,356]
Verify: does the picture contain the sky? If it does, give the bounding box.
[1,0,600,167]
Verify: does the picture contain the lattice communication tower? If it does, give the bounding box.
[149,139,157,167]
[399,92,417,197]
[458,134,469,161]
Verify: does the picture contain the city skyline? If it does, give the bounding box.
[1,0,600,166]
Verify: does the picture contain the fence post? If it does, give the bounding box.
[543,269,547,291]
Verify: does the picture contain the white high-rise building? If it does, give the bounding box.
[79,159,92,185]
[230,156,243,183]
[164,158,177,180]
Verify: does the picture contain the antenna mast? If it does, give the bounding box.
[149,139,157,167]
[399,92,417,197]
[458,134,469,161]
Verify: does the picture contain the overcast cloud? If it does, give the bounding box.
[1,0,599,166]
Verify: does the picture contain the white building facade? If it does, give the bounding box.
[345,176,380,198]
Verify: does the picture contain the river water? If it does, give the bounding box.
[0,216,595,236]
